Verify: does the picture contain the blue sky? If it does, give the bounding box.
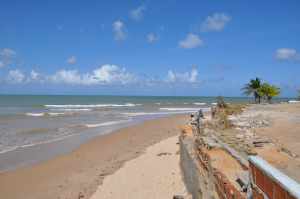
[0,0,299,96]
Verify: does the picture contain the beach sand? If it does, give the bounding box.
[91,136,187,199]
[219,103,300,183]
[0,114,189,199]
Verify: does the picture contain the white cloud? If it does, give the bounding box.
[147,33,159,43]
[112,20,127,41]
[7,69,25,83]
[30,70,41,81]
[49,64,136,85]
[50,70,82,85]
[0,48,16,68]
[4,65,200,86]
[67,56,77,65]
[0,48,16,57]
[201,13,231,32]
[275,48,299,61]
[166,67,198,83]
[86,64,136,85]
[130,5,146,21]
[179,33,203,49]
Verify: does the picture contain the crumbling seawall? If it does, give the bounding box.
[179,124,300,199]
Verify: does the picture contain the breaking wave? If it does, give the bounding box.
[84,120,130,128]
[193,102,207,105]
[159,107,202,111]
[44,103,140,108]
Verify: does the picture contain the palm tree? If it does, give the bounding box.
[242,78,262,103]
[298,89,300,100]
[258,83,280,103]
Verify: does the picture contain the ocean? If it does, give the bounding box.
[0,95,288,171]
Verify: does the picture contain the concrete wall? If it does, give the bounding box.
[180,135,203,199]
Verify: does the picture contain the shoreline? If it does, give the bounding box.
[0,113,187,172]
[0,114,189,199]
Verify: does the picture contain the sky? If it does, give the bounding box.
[0,0,299,97]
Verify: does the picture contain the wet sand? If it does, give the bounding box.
[0,114,189,199]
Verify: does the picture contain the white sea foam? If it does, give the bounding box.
[289,100,300,103]
[85,120,129,128]
[52,108,92,112]
[123,112,163,116]
[25,113,45,117]
[159,107,201,111]
[193,102,207,105]
[211,102,217,105]
[124,108,210,117]
[123,111,188,116]
[47,112,67,116]
[44,103,140,108]
[25,112,70,117]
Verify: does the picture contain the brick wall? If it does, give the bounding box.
[180,125,300,199]
[250,162,298,199]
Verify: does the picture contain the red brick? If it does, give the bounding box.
[255,166,265,191]
[274,182,286,199]
[263,175,274,199]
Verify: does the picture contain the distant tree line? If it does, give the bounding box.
[242,77,280,103]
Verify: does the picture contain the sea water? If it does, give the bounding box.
[0,95,288,171]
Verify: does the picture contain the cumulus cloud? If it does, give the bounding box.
[112,20,127,41]
[0,48,16,68]
[4,65,201,87]
[147,33,159,43]
[67,56,77,65]
[201,13,231,32]
[30,70,40,81]
[179,34,203,49]
[49,64,136,85]
[7,69,25,83]
[275,48,299,61]
[50,70,82,85]
[166,67,198,83]
[85,64,136,85]
[130,5,146,21]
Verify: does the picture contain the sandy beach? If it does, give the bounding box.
[91,136,187,199]
[219,103,300,183]
[0,114,189,199]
